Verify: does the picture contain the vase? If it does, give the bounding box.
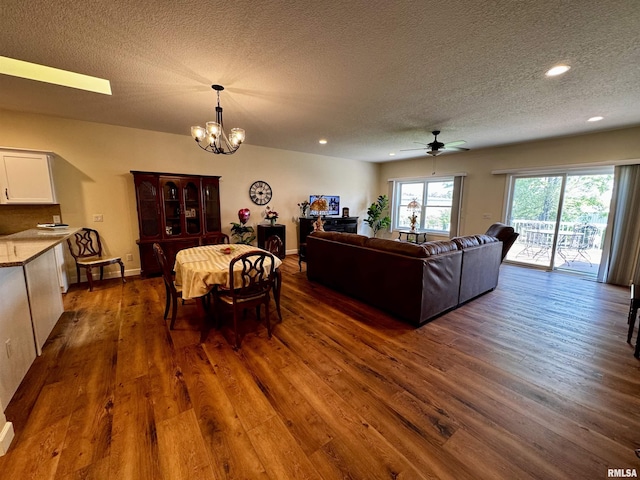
[270,218,277,226]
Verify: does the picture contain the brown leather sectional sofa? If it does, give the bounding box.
[306,223,516,326]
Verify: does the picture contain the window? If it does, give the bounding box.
[393,177,455,234]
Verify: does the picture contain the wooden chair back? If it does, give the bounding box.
[202,232,230,245]
[228,251,275,297]
[264,235,283,257]
[67,228,104,260]
[152,243,174,290]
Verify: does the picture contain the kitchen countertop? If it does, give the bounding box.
[0,228,81,267]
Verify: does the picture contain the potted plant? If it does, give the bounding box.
[365,194,391,237]
[230,223,256,244]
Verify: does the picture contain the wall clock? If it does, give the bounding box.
[249,180,272,205]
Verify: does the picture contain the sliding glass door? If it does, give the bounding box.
[505,170,613,276]
[506,175,563,269]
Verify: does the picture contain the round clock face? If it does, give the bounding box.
[249,180,272,205]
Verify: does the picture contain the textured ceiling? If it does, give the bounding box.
[2,0,640,162]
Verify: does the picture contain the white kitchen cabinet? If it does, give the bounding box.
[0,266,37,411]
[24,248,64,355]
[0,150,56,204]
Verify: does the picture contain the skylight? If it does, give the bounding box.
[0,56,112,95]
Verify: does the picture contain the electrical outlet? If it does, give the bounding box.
[482,213,492,219]
[5,339,12,358]
[93,214,104,222]
[126,253,133,262]
[53,215,61,224]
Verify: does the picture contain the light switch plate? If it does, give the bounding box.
[53,215,61,223]
[93,214,104,222]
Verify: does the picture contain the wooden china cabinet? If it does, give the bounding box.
[131,171,222,276]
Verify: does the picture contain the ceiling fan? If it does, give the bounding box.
[401,130,469,156]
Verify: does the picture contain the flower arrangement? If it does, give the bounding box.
[265,206,279,223]
[297,200,310,217]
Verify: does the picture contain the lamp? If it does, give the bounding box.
[407,199,421,232]
[191,84,245,155]
[426,148,443,157]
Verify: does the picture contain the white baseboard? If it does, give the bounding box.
[0,421,15,456]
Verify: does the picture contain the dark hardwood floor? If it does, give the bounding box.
[1,257,639,479]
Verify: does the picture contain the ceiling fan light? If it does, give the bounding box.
[427,149,442,156]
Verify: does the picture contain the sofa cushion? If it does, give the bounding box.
[452,235,480,249]
[310,231,368,247]
[452,235,499,249]
[365,238,428,257]
[475,234,499,244]
[421,240,459,255]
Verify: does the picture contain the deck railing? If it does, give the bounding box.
[511,220,607,248]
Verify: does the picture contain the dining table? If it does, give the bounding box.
[174,243,283,300]
[519,229,583,262]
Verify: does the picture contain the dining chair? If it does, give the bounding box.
[152,242,182,329]
[215,250,276,349]
[264,234,283,256]
[570,224,598,265]
[201,232,230,245]
[67,227,125,291]
[264,235,284,320]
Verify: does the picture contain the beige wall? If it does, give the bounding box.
[0,109,379,278]
[379,126,640,236]
[3,107,640,279]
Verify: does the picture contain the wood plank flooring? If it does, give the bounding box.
[1,257,639,479]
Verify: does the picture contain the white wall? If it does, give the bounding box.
[0,109,379,277]
[379,126,640,236]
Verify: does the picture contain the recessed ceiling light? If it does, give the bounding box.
[587,116,604,122]
[0,55,112,95]
[318,139,327,144]
[545,65,571,77]
[389,153,395,156]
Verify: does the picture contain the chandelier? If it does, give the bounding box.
[191,84,245,154]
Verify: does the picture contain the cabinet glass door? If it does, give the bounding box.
[162,180,182,236]
[183,179,202,235]
[203,178,221,233]
[135,176,160,238]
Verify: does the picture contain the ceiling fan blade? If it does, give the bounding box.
[412,142,429,146]
[400,147,428,152]
[444,140,466,148]
[444,146,470,152]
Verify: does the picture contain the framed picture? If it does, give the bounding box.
[342,207,349,217]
